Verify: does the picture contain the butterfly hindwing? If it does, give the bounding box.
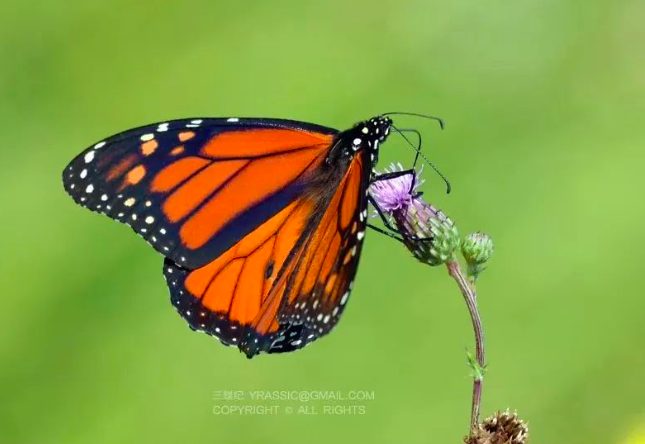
[62,118,337,269]
[163,153,371,357]
[163,196,322,354]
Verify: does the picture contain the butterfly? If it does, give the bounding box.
[62,116,396,358]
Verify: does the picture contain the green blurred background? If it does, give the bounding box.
[1,0,644,443]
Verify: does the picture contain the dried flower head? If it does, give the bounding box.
[369,164,459,266]
[465,410,529,444]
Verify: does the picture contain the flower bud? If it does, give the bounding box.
[461,232,494,280]
[462,232,494,264]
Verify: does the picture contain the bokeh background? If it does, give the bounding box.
[1,0,644,443]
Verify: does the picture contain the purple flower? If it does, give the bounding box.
[369,164,460,266]
[368,163,424,213]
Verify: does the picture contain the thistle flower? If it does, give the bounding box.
[369,164,459,266]
[465,410,529,444]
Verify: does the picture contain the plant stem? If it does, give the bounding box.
[446,260,485,433]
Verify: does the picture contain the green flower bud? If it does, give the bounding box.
[461,232,494,280]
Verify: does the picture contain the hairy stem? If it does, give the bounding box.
[447,260,485,433]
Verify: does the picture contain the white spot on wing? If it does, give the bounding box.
[84,151,95,163]
[140,133,154,141]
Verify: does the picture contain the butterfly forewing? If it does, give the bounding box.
[62,118,336,269]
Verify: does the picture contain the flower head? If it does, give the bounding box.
[369,163,423,212]
[369,164,459,266]
[465,410,529,444]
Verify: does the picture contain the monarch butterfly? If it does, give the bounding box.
[62,115,425,358]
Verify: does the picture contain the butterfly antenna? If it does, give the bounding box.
[382,111,445,130]
[391,124,451,194]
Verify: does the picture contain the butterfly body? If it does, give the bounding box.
[63,115,392,357]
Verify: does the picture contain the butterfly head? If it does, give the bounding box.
[353,115,392,164]
[359,115,392,145]
[348,116,392,148]
[349,115,392,152]
[328,116,392,164]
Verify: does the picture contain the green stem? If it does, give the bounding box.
[446,260,485,434]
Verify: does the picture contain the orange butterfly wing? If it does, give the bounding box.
[63,118,336,269]
[164,153,371,357]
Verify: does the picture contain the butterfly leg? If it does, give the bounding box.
[366,194,404,242]
[371,168,417,183]
[368,195,436,243]
[371,168,423,200]
[367,223,404,242]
